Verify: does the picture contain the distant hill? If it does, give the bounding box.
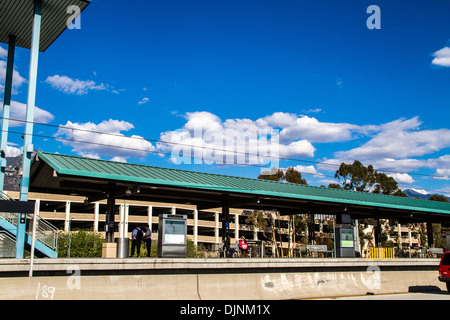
[402,188,450,202]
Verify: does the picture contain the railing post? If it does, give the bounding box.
[29,199,40,277]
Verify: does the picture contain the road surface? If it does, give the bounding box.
[321,291,450,300]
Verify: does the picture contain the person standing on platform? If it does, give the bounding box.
[143,224,152,257]
[130,226,143,257]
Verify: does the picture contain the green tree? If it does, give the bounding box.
[372,172,399,195]
[258,167,308,185]
[245,210,268,233]
[334,160,405,196]
[427,194,448,250]
[285,167,307,185]
[335,160,376,191]
[258,167,285,181]
[429,194,449,202]
[327,183,342,189]
[257,167,308,257]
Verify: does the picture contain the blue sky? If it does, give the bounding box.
[1,0,450,196]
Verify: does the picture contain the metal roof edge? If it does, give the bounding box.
[34,151,450,215]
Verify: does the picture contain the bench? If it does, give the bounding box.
[212,243,241,258]
[211,243,225,257]
[307,245,333,258]
[429,247,444,258]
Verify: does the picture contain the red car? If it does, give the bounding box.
[438,251,450,293]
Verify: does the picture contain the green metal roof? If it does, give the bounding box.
[35,151,450,216]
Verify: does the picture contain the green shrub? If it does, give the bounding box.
[58,229,104,258]
[58,231,201,258]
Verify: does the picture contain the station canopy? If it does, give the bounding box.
[0,0,91,51]
[28,151,450,225]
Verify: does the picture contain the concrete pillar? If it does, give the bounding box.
[64,201,71,232]
[234,213,239,242]
[93,202,99,232]
[105,191,116,243]
[119,203,125,238]
[194,209,198,246]
[215,212,219,244]
[148,205,153,231]
[124,204,129,237]
[221,197,230,244]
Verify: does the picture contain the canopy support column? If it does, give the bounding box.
[374,218,382,247]
[0,35,16,191]
[308,213,316,245]
[427,221,434,248]
[221,195,230,255]
[17,0,42,258]
[105,187,116,243]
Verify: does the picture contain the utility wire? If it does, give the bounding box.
[1,116,449,180]
[2,128,448,196]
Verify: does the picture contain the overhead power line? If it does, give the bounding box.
[1,116,449,181]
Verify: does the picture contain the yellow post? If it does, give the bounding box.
[365,247,395,259]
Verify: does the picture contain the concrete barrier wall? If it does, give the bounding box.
[0,269,445,300]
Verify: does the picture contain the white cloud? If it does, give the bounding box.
[302,108,322,114]
[45,75,107,95]
[55,119,155,161]
[138,97,150,105]
[284,164,322,177]
[261,113,378,143]
[157,111,450,190]
[0,60,27,95]
[258,112,297,128]
[158,111,318,166]
[432,47,450,67]
[0,46,7,59]
[335,117,450,161]
[110,156,127,163]
[278,140,315,158]
[436,186,450,197]
[435,168,450,180]
[0,100,54,126]
[6,144,21,158]
[387,173,415,184]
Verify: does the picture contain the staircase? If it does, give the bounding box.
[0,197,58,258]
[0,231,15,258]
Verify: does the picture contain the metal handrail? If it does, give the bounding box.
[0,211,15,224]
[0,191,15,201]
[0,211,58,252]
[27,213,58,251]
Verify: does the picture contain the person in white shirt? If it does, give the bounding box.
[143,224,152,257]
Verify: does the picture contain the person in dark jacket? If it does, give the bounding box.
[130,226,143,257]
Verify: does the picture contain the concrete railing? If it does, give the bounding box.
[0,258,444,300]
